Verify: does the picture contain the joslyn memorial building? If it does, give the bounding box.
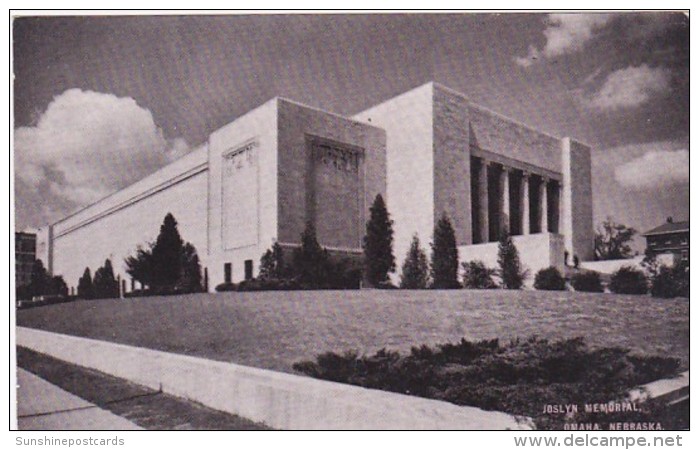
[36,82,593,292]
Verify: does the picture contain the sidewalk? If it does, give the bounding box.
[17,346,271,430]
[17,369,143,430]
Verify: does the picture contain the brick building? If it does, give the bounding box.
[643,218,689,264]
[37,82,593,292]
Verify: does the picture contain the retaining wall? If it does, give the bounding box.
[17,327,531,430]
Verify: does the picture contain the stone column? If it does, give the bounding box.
[478,159,489,242]
[521,172,530,235]
[553,181,561,234]
[500,167,510,235]
[540,177,549,233]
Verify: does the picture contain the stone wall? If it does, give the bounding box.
[207,99,278,286]
[433,85,472,246]
[277,99,386,251]
[468,102,562,174]
[458,233,565,286]
[561,138,594,261]
[353,84,435,281]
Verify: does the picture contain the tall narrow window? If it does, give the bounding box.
[244,260,253,280]
[224,263,232,284]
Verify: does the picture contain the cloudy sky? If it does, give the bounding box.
[13,12,689,250]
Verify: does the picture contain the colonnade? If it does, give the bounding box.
[471,157,560,244]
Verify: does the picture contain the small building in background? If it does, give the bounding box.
[643,217,689,265]
[15,231,36,288]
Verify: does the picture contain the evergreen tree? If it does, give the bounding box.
[363,194,396,286]
[178,242,203,292]
[497,228,526,289]
[125,244,154,288]
[400,235,430,289]
[462,260,497,289]
[49,276,69,297]
[150,213,183,289]
[293,221,330,288]
[431,213,460,289]
[124,214,204,294]
[29,259,51,298]
[93,259,119,299]
[77,267,94,299]
[259,242,286,280]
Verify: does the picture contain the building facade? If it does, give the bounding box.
[37,82,593,292]
[353,83,593,281]
[15,231,36,288]
[643,218,689,264]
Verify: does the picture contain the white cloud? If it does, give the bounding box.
[515,13,614,66]
[542,14,614,57]
[14,89,191,224]
[584,64,671,110]
[614,148,689,189]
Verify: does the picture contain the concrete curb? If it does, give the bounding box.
[629,371,689,405]
[17,327,531,430]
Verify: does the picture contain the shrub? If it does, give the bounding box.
[534,267,566,291]
[293,336,682,430]
[650,262,689,298]
[215,282,238,292]
[497,230,526,289]
[570,271,604,293]
[324,256,363,290]
[400,235,430,289]
[462,260,497,289]
[609,266,648,295]
[259,242,288,280]
[236,278,301,292]
[124,289,147,298]
[258,232,361,291]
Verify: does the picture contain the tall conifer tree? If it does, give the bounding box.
[497,228,526,289]
[77,267,94,299]
[431,213,460,289]
[151,213,184,289]
[363,194,396,286]
[400,235,430,289]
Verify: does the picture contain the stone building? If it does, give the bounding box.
[40,98,386,291]
[37,82,593,292]
[353,83,593,281]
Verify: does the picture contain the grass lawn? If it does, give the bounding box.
[16,290,689,373]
